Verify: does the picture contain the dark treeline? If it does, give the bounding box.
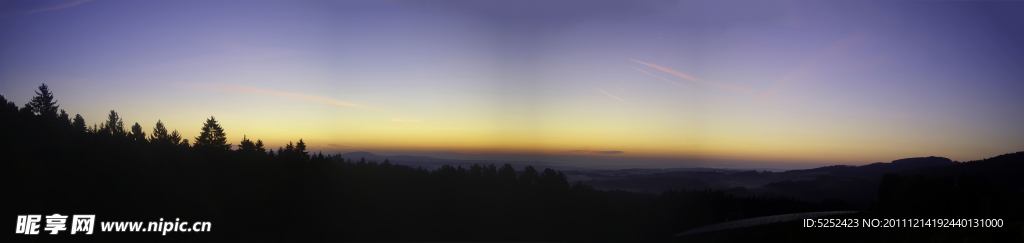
[5,84,1018,242]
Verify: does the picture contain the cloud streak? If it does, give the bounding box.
[178,83,363,108]
[25,0,93,15]
[628,65,693,90]
[594,88,631,105]
[1,0,93,18]
[630,59,752,93]
[127,50,295,74]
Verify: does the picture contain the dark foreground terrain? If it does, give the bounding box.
[5,86,1023,242]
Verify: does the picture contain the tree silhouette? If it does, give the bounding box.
[149,120,170,144]
[100,110,125,137]
[283,142,294,159]
[538,168,570,192]
[296,139,309,162]
[520,165,539,187]
[194,116,230,151]
[255,139,266,154]
[169,130,183,145]
[498,163,517,182]
[59,109,71,125]
[25,83,59,118]
[1,94,18,115]
[238,135,261,154]
[130,122,147,143]
[72,114,86,132]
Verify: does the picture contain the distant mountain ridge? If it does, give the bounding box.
[781,156,955,179]
[576,152,1022,205]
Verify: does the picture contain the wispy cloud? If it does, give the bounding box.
[753,34,867,103]
[594,88,631,105]
[630,59,752,93]
[615,87,627,92]
[1,0,93,18]
[177,83,363,108]
[752,89,778,103]
[127,51,295,74]
[628,65,693,90]
[26,0,92,14]
[552,149,624,155]
[389,119,422,122]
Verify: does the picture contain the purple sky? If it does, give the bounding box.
[2,0,1023,169]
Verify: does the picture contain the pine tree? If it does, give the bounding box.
[538,168,570,192]
[295,139,309,161]
[169,130,182,145]
[58,109,71,126]
[194,116,230,151]
[519,166,539,187]
[25,83,59,118]
[498,163,517,180]
[238,135,256,152]
[130,122,147,142]
[255,139,266,153]
[283,142,295,160]
[0,94,18,114]
[150,120,170,143]
[100,110,125,137]
[72,114,86,132]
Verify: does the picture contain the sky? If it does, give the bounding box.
[1,0,1023,169]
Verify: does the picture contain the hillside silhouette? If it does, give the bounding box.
[4,84,1022,242]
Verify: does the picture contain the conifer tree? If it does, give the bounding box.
[194,116,230,151]
[282,142,296,160]
[72,114,86,132]
[100,110,125,137]
[296,139,309,161]
[58,109,71,125]
[26,83,59,118]
[150,120,170,143]
[169,130,182,145]
[498,163,517,181]
[130,122,146,142]
[519,166,539,186]
[0,94,18,114]
[255,139,266,154]
[238,135,256,152]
